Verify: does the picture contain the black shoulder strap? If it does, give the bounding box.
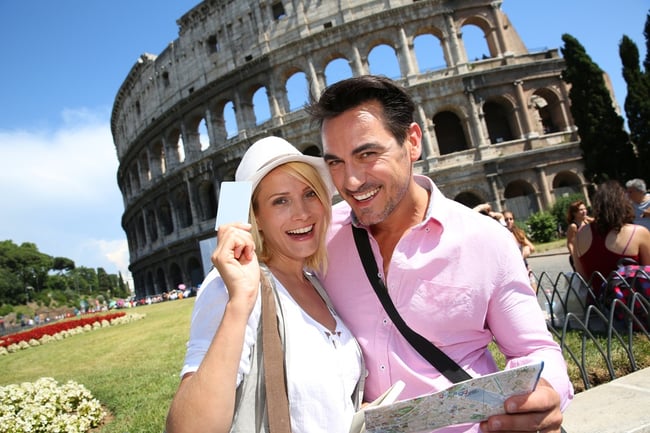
[351,224,471,383]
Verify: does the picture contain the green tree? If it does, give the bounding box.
[69,266,98,295]
[620,34,650,181]
[0,241,52,298]
[52,256,76,274]
[561,33,638,183]
[112,272,131,299]
[0,266,22,305]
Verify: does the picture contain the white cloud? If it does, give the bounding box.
[0,107,131,279]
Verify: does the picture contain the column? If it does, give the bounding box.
[415,103,435,157]
[398,27,416,76]
[465,89,488,147]
[351,45,366,76]
[535,165,553,209]
[513,80,534,138]
[489,3,507,56]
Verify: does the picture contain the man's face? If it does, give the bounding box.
[320,100,421,226]
[626,188,644,204]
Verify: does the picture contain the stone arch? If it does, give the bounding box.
[460,14,497,60]
[184,109,209,156]
[146,208,158,242]
[155,267,167,294]
[173,187,193,228]
[368,43,400,79]
[503,179,539,220]
[145,271,155,297]
[197,179,217,221]
[222,100,238,138]
[324,57,353,86]
[285,70,309,112]
[167,127,185,164]
[150,139,166,177]
[413,31,446,72]
[433,110,469,155]
[252,85,272,125]
[552,170,583,199]
[454,190,485,208]
[483,98,516,144]
[531,88,565,134]
[157,198,174,236]
[186,256,204,287]
[136,215,146,250]
[138,150,151,183]
[169,262,183,290]
[129,162,140,195]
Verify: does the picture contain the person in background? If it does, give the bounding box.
[574,180,650,301]
[625,178,650,232]
[503,210,536,273]
[473,202,506,226]
[167,137,364,433]
[307,75,572,433]
[565,200,594,271]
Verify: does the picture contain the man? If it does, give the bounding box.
[307,75,573,433]
[625,178,650,232]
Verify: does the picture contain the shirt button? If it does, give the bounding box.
[382,318,388,325]
[380,365,386,371]
[425,227,430,232]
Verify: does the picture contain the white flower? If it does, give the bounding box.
[0,377,105,433]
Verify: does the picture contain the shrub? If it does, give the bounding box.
[526,211,558,243]
[0,304,13,317]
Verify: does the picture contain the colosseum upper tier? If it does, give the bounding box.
[112,0,588,298]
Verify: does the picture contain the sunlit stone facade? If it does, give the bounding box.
[112,0,588,298]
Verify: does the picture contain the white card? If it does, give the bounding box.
[214,181,253,230]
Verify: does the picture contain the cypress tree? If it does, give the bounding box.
[620,33,650,182]
[561,33,638,183]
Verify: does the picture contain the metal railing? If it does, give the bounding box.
[532,269,650,390]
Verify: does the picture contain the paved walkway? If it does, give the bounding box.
[562,367,650,432]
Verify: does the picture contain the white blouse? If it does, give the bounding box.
[181,267,363,433]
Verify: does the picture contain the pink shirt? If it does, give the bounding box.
[323,176,573,431]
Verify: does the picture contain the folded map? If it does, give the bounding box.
[364,361,544,433]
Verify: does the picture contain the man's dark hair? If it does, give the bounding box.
[306,75,415,146]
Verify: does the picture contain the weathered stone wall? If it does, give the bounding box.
[111,0,587,298]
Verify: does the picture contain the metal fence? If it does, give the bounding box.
[532,268,650,390]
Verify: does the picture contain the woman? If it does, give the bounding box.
[565,200,594,271]
[574,180,650,301]
[166,137,364,433]
[503,210,536,275]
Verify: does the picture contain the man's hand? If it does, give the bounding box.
[479,378,563,433]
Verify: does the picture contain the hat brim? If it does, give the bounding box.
[246,153,336,197]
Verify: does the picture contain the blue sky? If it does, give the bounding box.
[0,1,646,283]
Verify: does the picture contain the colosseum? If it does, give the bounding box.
[111,0,590,298]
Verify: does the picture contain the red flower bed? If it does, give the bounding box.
[0,312,126,348]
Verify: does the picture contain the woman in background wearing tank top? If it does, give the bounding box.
[574,180,650,303]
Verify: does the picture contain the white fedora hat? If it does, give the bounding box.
[235,136,335,195]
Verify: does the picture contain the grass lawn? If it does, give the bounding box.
[2,291,649,431]
[0,299,194,433]
[533,238,566,254]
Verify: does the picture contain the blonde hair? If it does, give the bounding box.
[248,161,332,273]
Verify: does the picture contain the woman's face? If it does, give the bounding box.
[254,166,326,265]
[504,212,515,230]
[574,205,588,221]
